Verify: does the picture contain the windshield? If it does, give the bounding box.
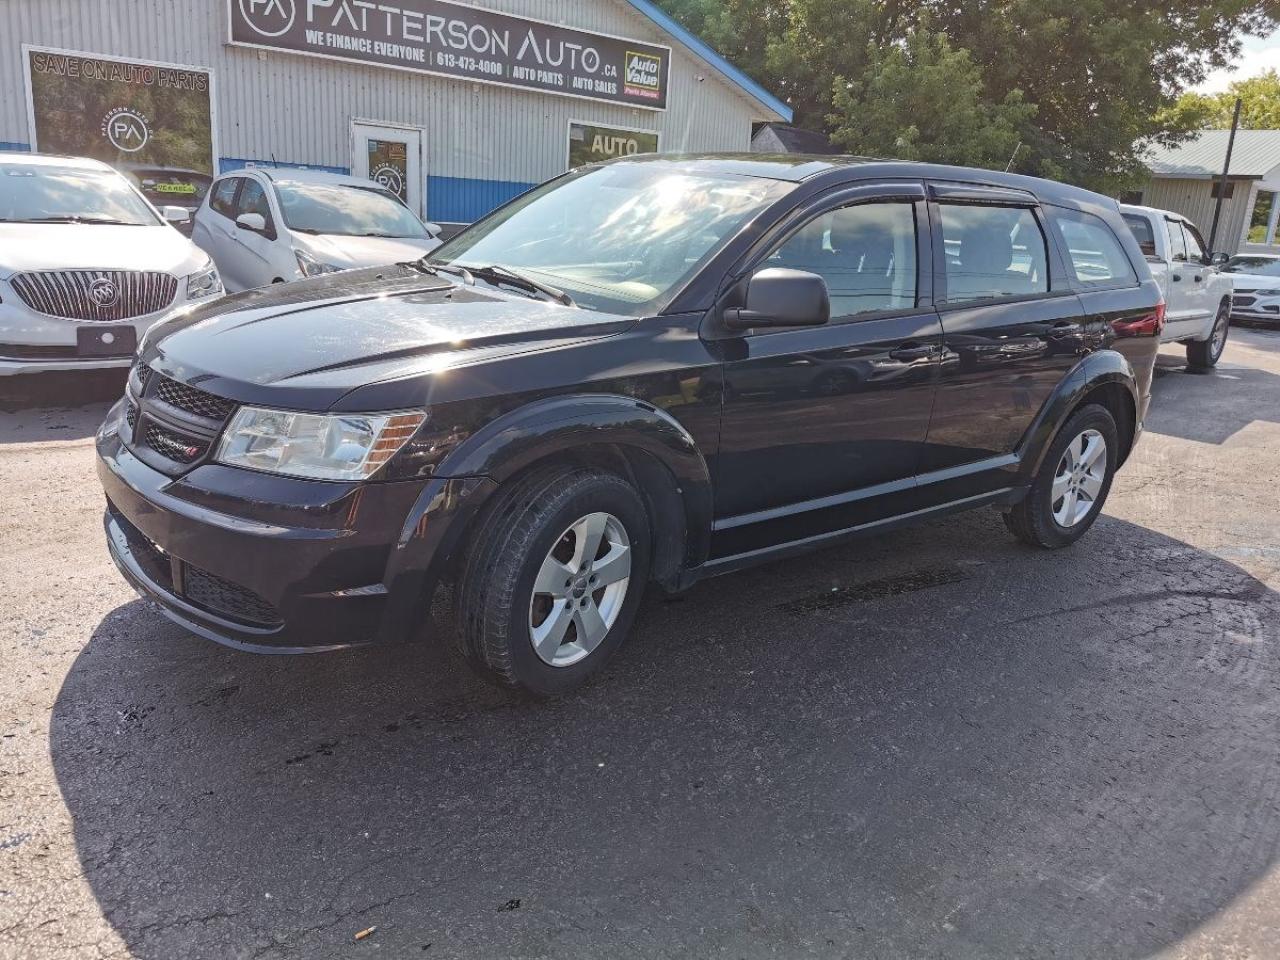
[275,181,428,238]
[130,170,212,209]
[1223,256,1280,277]
[428,162,794,314]
[0,163,159,225]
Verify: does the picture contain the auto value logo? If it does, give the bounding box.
[101,107,151,153]
[239,0,296,37]
[88,278,120,309]
[623,51,662,100]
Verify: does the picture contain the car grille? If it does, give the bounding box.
[110,507,282,628]
[11,270,178,321]
[144,422,209,464]
[125,402,139,431]
[151,374,236,422]
[183,565,283,627]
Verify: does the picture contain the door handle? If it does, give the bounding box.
[1051,320,1081,330]
[1194,274,1204,283]
[889,342,936,362]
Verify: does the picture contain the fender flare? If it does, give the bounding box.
[381,395,715,624]
[1016,349,1139,482]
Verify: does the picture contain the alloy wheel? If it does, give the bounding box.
[1051,429,1107,528]
[529,512,632,667]
[1210,308,1229,360]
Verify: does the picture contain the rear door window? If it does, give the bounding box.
[210,178,241,218]
[1050,209,1138,287]
[1166,219,1188,262]
[938,204,1049,303]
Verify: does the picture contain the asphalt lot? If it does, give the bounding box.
[2,327,1280,960]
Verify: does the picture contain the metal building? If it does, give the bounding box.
[1,0,792,228]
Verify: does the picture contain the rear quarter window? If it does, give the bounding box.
[1053,210,1139,287]
[1121,213,1157,258]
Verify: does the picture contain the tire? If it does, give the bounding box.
[455,466,651,696]
[1004,403,1118,549]
[1186,300,1230,370]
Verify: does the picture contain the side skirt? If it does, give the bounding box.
[678,485,1027,588]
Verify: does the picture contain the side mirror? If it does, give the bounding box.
[161,205,191,225]
[424,221,442,237]
[1210,252,1230,266]
[724,268,831,331]
[236,212,267,234]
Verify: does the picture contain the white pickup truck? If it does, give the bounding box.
[1120,204,1233,369]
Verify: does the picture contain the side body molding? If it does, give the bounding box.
[1014,348,1139,482]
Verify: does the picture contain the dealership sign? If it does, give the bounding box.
[23,46,216,175]
[229,0,671,109]
[568,121,659,169]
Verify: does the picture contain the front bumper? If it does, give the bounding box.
[1231,292,1280,322]
[96,409,490,653]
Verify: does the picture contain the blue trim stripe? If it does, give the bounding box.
[0,142,31,153]
[427,175,536,224]
[219,157,350,176]
[624,0,792,122]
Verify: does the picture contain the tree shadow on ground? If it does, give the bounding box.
[51,510,1280,959]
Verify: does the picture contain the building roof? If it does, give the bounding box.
[752,123,838,154]
[624,0,792,123]
[1145,129,1280,179]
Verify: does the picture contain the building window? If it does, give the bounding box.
[1210,180,1236,200]
[1248,190,1278,246]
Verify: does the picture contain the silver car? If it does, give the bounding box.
[1223,253,1280,324]
[192,168,442,293]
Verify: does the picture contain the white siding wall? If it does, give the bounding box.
[0,0,776,211]
[1142,177,1256,254]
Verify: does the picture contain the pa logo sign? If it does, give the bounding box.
[239,0,296,37]
[101,107,151,153]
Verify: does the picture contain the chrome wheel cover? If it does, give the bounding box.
[529,512,631,667]
[1052,428,1107,528]
[1210,309,1229,358]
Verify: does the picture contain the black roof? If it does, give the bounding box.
[609,153,1116,210]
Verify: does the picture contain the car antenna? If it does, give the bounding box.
[271,153,280,169]
[1005,141,1024,172]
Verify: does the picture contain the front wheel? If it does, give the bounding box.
[455,467,651,696]
[1004,404,1118,549]
[1187,301,1230,370]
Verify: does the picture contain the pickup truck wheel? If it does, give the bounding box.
[1004,404,1118,549]
[455,467,651,696]
[1186,301,1230,370]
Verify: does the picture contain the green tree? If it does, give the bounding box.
[1163,69,1280,130]
[827,26,1034,168]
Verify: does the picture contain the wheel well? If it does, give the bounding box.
[445,443,690,590]
[1077,381,1136,464]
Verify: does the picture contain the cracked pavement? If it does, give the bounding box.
[2,328,1280,959]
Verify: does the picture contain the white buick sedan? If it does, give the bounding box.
[192,168,442,292]
[0,153,222,376]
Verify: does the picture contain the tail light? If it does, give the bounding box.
[1112,299,1165,337]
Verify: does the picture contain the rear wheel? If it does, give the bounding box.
[1187,301,1230,370]
[455,467,651,696]
[1004,404,1118,548]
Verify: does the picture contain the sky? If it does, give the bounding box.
[1193,30,1279,93]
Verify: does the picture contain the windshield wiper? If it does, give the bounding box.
[467,264,576,307]
[414,261,475,285]
[5,215,142,225]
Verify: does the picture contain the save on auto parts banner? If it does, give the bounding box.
[568,121,660,169]
[229,0,670,110]
[23,46,216,176]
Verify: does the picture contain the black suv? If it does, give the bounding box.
[97,156,1163,695]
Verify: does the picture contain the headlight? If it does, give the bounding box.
[187,262,224,300]
[1255,288,1280,296]
[216,407,426,481]
[295,249,344,278]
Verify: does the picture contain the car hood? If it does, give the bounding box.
[145,264,634,411]
[0,223,205,280]
[1228,274,1280,292]
[294,232,441,269]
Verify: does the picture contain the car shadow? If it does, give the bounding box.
[51,511,1280,959]
[1147,343,1280,445]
